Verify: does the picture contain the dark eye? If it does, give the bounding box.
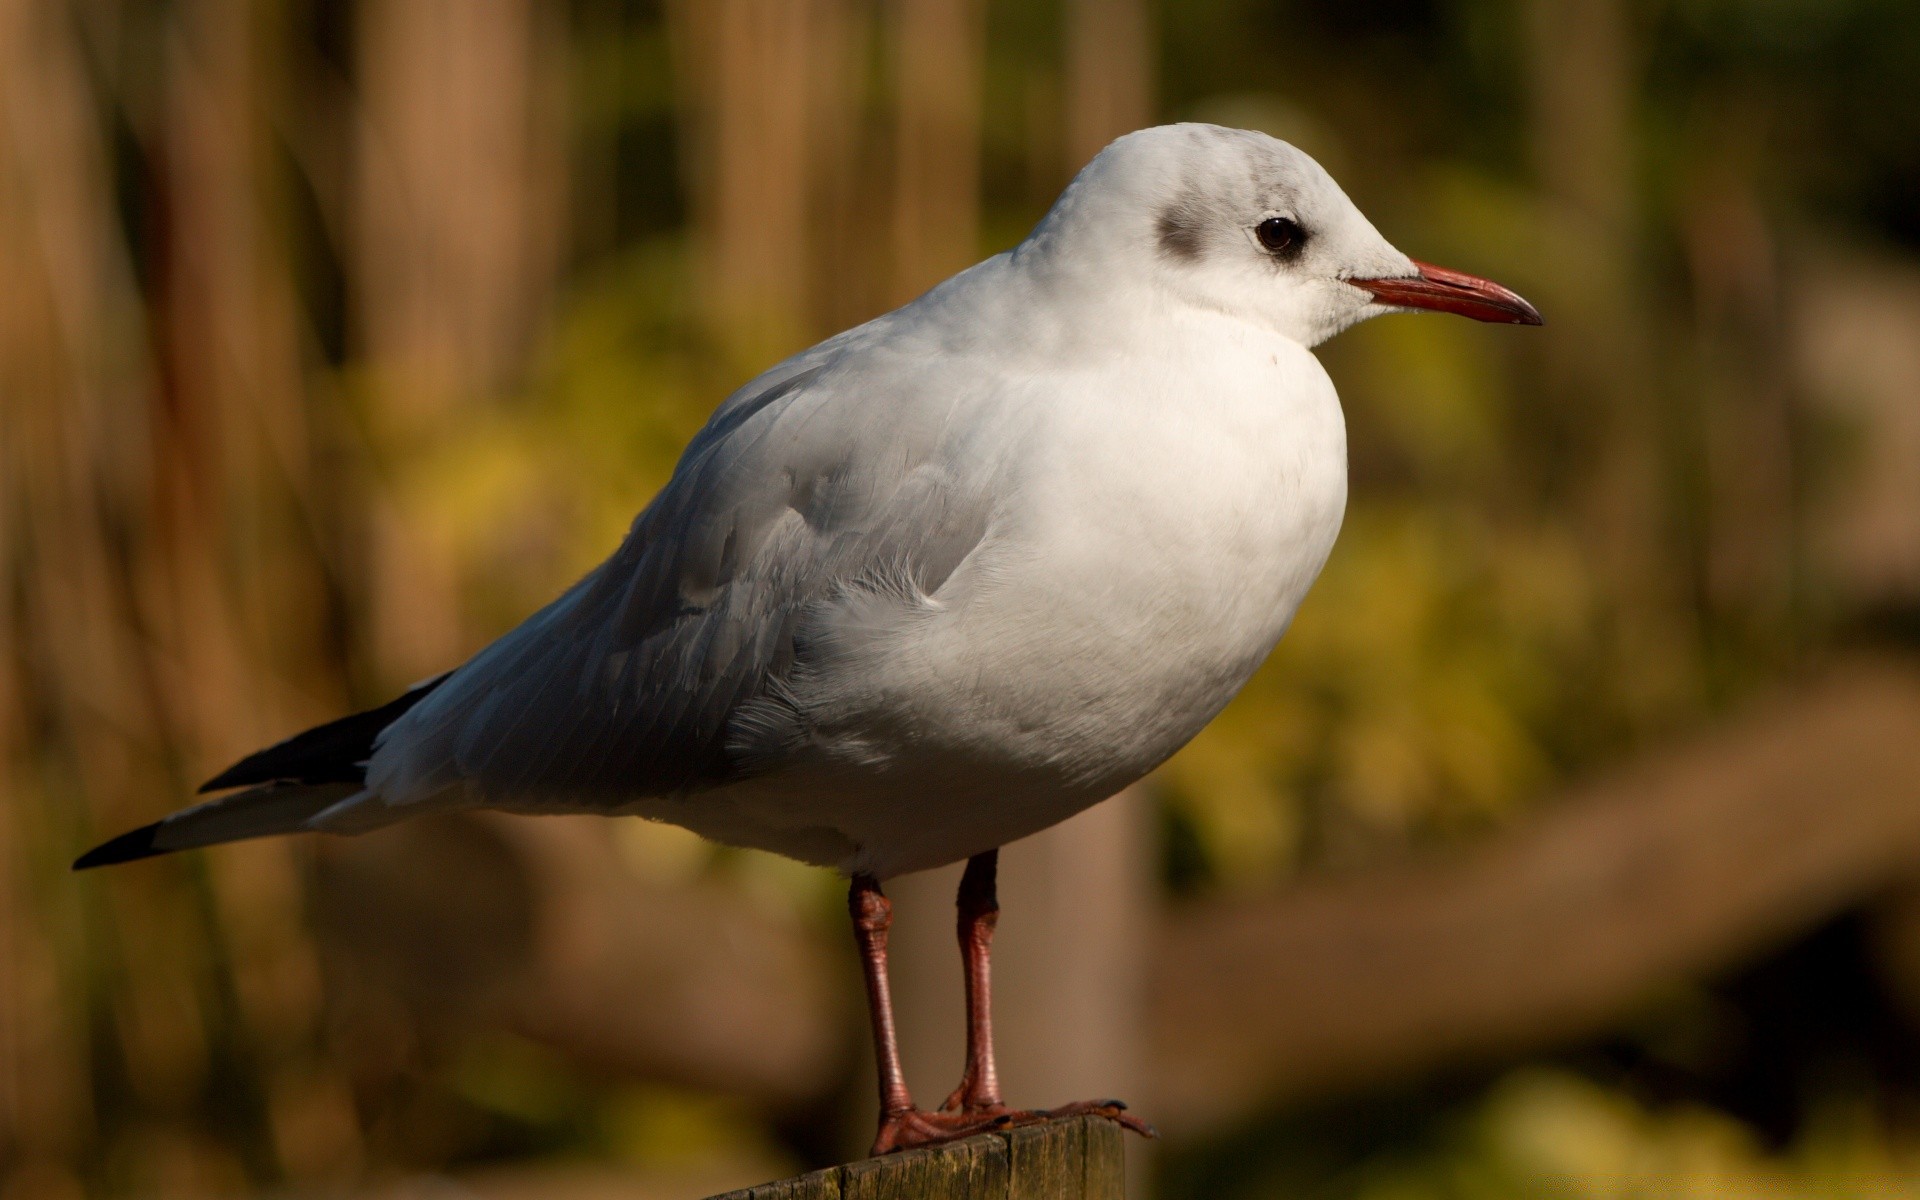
[1255,217,1304,255]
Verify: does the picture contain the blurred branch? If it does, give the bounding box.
[352,0,564,413]
[1,0,188,1183]
[154,0,361,1179]
[1152,657,1920,1135]
[1,0,357,1186]
[887,0,983,304]
[1794,248,1920,606]
[667,0,861,363]
[1524,0,1695,726]
[354,0,568,682]
[313,815,842,1106]
[1062,0,1152,166]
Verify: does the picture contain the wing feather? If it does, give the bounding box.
[360,344,1000,816]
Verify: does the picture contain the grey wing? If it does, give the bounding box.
[359,355,994,814]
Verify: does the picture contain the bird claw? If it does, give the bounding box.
[871,1106,1015,1156]
[872,1097,1156,1155]
[1036,1097,1158,1140]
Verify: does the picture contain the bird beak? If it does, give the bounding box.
[1352,260,1544,326]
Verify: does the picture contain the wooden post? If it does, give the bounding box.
[703,1115,1126,1200]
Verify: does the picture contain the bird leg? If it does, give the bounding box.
[849,874,913,1124]
[940,849,1004,1112]
[932,850,1156,1140]
[849,865,1154,1156]
[851,873,1016,1155]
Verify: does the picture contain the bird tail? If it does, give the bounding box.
[73,672,452,871]
[72,781,363,869]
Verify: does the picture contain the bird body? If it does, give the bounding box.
[91,127,1390,880]
[353,253,1347,878]
[76,124,1540,1154]
[614,299,1346,878]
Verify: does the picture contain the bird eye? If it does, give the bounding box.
[1255,217,1303,255]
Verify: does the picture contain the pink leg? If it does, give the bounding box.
[932,851,1155,1139]
[849,864,1154,1155]
[942,849,1004,1111]
[849,873,913,1121]
[850,873,1021,1155]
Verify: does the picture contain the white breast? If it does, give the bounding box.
[970,318,1348,786]
[669,318,1349,878]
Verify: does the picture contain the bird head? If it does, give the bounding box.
[1026,123,1542,348]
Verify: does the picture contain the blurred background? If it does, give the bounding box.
[6,0,1920,1196]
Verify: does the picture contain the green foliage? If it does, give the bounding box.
[1358,1071,1920,1200]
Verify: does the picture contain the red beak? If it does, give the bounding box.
[1352,260,1543,326]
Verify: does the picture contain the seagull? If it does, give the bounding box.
[76,124,1540,1155]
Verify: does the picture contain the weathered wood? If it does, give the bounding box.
[841,1131,1009,1200]
[707,1168,841,1200]
[704,1115,1124,1200]
[1004,1119,1078,1200]
[1008,1116,1125,1200]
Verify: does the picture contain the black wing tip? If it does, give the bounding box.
[197,744,307,793]
[72,823,167,871]
[196,765,247,794]
[194,673,453,795]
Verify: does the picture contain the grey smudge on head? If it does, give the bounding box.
[1156,201,1207,262]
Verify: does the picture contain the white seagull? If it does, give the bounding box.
[78,124,1540,1154]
